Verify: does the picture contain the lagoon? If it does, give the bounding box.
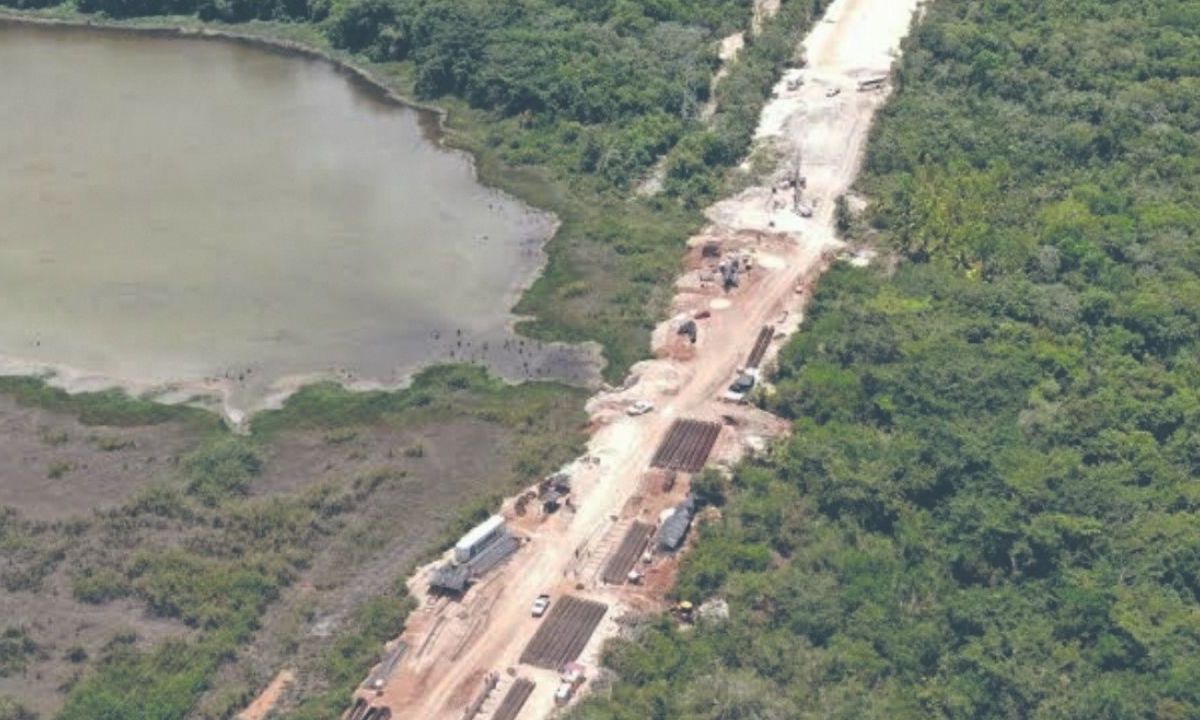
[0,23,591,416]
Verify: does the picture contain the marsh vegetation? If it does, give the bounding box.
[0,367,586,718]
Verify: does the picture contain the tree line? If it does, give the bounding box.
[4,0,835,377]
[575,0,1200,718]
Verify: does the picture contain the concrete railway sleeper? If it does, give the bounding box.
[602,521,654,585]
[523,601,581,667]
[651,419,722,472]
[688,422,723,471]
[649,420,687,468]
[520,596,608,669]
[746,325,775,369]
[555,605,598,664]
[675,423,712,471]
[673,427,701,470]
[491,678,536,720]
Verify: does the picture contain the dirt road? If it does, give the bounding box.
[237,670,294,720]
[339,0,924,718]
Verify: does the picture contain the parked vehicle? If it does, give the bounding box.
[722,368,760,403]
[453,515,505,565]
[555,662,587,705]
[554,681,575,705]
[531,593,551,617]
[626,400,655,416]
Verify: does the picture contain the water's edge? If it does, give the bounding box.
[0,14,448,120]
[0,13,603,425]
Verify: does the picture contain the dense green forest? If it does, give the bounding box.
[577,0,1200,718]
[0,0,832,377]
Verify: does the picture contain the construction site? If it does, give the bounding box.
[239,0,927,717]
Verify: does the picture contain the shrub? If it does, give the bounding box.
[0,628,37,678]
[0,696,35,720]
[47,460,74,479]
[184,439,262,506]
[73,568,132,604]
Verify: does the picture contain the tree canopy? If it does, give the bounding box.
[576,0,1200,718]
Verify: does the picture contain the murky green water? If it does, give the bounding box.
[0,24,592,414]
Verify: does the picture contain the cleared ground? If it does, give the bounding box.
[344,0,924,717]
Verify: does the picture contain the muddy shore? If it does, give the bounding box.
[0,13,602,425]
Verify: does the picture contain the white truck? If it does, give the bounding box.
[453,515,505,565]
[555,663,587,706]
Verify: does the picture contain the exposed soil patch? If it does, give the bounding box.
[252,421,500,498]
[0,574,188,719]
[0,396,203,521]
[197,419,540,716]
[345,0,925,717]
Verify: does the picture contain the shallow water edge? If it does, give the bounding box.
[0,14,604,425]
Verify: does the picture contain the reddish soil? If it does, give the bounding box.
[337,0,926,717]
